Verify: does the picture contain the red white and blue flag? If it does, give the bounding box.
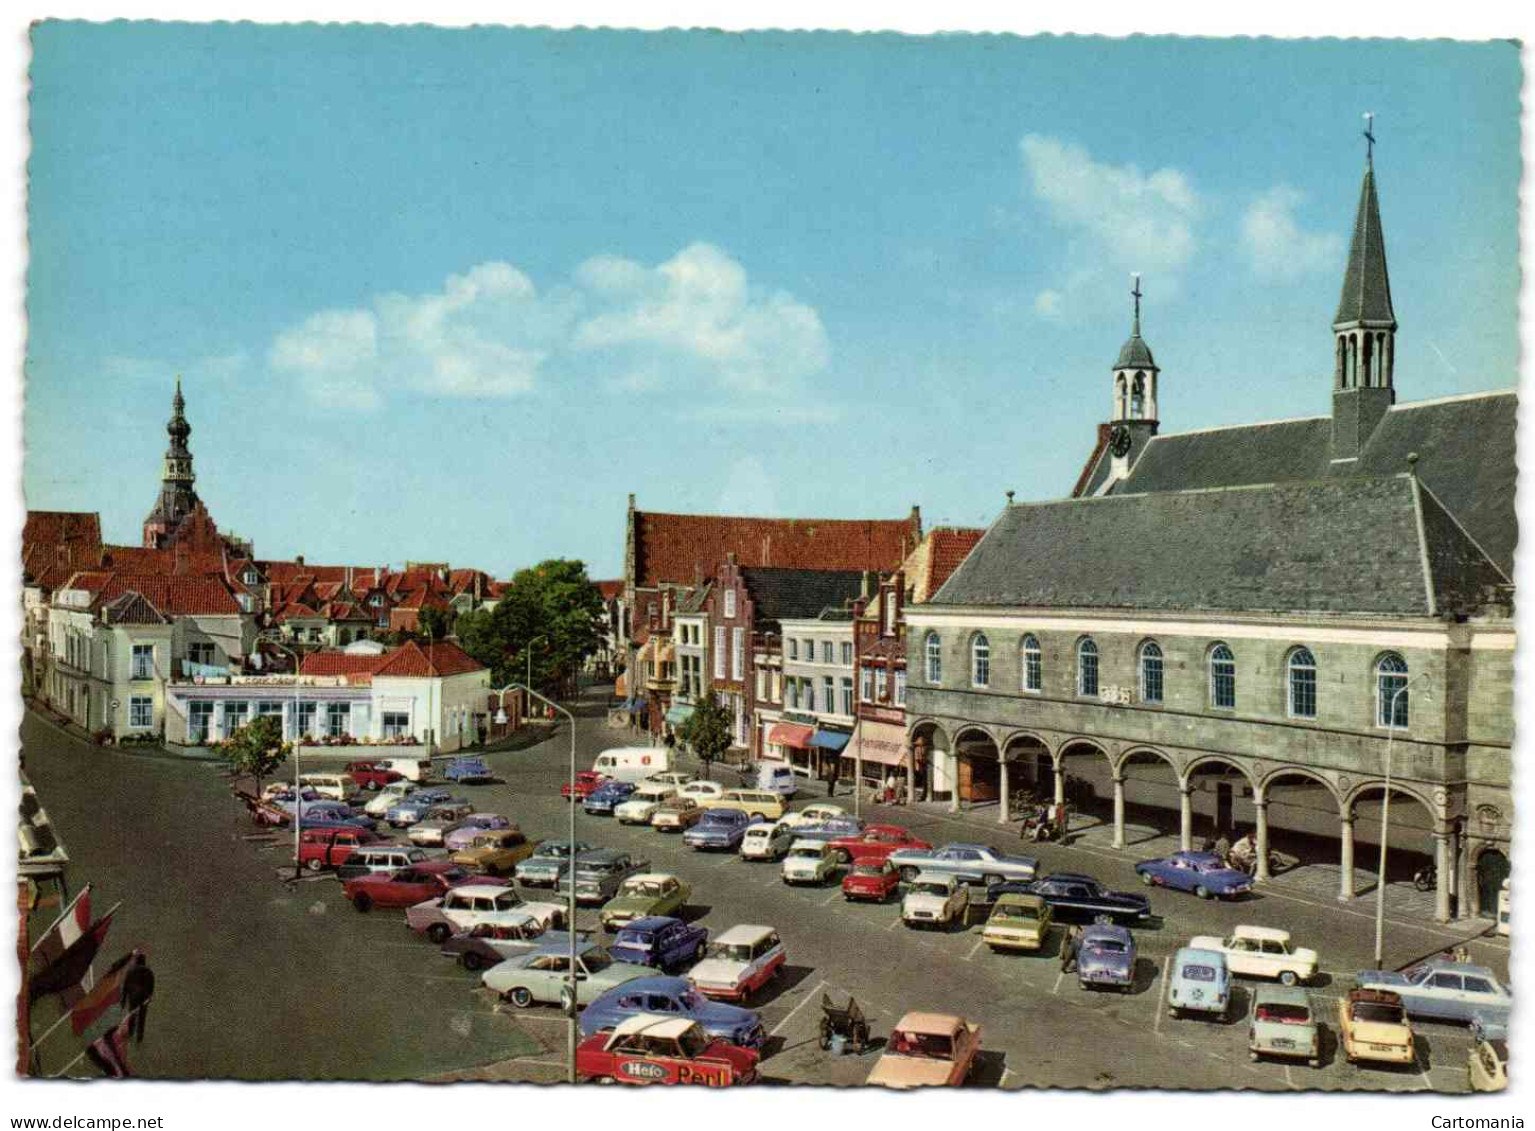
[28,884,91,970]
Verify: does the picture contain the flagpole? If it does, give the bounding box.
[29,883,90,954]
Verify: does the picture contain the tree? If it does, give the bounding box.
[222,715,287,798]
[417,605,452,642]
[454,560,604,695]
[677,693,733,781]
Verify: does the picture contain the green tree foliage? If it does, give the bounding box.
[417,605,452,642]
[453,560,603,694]
[222,714,288,797]
[677,693,733,781]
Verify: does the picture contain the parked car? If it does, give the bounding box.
[689,925,785,1002]
[755,764,799,798]
[887,843,1038,886]
[514,840,598,886]
[1167,947,1231,1019]
[442,814,516,853]
[1355,959,1512,1034]
[483,941,652,1008]
[345,761,405,791]
[580,975,765,1049]
[1248,984,1322,1066]
[341,859,484,912]
[651,796,705,833]
[298,772,360,802]
[295,826,386,872]
[780,803,852,829]
[378,757,430,782]
[407,883,565,942]
[645,770,695,788]
[739,821,795,862]
[364,781,418,817]
[584,780,637,816]
[827,825,932,866]
[615,784,678,826]
[451,829,540,876]
[575,1014,760,1086]
[336,843,442,881]
[600,873,692,932]
[981,893,1051,952]
[866,1012,981,1088]
[1337,988,1414,1066]
[696,790,786,822]
[990,872,1153,924]
[443,755,493,784]
[1077,923,1136,992]
[562,771,609,800]
[386,792,457,827]
[1189,926,1318,986]
[780,818,866,845]
[609,916,709,973]
[441,920,580,972]
[1469,1037,1508,1092]
[902,872,970,929]
[781,839,840,886]
[1135,851,1253,900]
[408,808,477,847]
[842,859,901,903]
[557,850,651,905]
[676,780,726,804]
[683,809,755,851]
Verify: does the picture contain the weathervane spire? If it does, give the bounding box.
[1363,112,1376,166]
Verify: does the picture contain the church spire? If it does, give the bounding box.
[1333,114,1397,395]
[143,376,201,547]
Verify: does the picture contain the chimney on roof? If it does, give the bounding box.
[862,571,875,599]
[627,493,636,513]
[374,566,380,585]
[296,555,305,567]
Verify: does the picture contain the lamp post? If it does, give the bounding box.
[260,636,304,882]
[525,635,549,720]
[492,680,577,1084]
[1374,672,1430,968]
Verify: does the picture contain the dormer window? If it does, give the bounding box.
[243,570,259,585]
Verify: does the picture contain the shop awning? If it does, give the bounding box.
[767,722,815,748]
[809,729,852,752]
[852,721,908,767]
[665,704,695,726]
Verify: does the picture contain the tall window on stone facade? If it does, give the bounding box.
[1209,644,1236,710]
[894,670,906,706]
[925,633,942,684]
[861,668,875,702]
[723,589,736,619]
[1077,638,1099,697]
[788,638,798,661]
[1377,653,1410,729]
[1022,635,1042,692]
[1139,641,1164,704]
[971,633,990,687]
[1288,648,1318,719]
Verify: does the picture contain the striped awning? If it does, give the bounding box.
[767,722,815,748]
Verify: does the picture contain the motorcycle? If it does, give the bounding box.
[1413,863,1437,892]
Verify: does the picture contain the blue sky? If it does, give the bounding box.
[24,26,1521,579]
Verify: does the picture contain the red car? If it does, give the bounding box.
[342,860,497,912]
[562,771,609,800]
[842,859,901,902]
[346,761,404,791]
[828,825,932,866]
[296,827,387,871]
[576,1016,759,1086]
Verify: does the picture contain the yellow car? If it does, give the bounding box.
[451,830,540,877]
[1337,988,1414,1066]
[651,796,705,832]
[982,893,1052,952]
[697,790,786,822]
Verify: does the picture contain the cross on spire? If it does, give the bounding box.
[1363,112,1376,165]
[1131,272,1143,335]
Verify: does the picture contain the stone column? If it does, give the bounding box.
[1112,775,1126,850]
[1054,763,1065,806]
[999,759,1011,825]
[949,750,961,814]
[1254,800,1271,882]
[1435,829,1453,923]
[1338,814,1356,901]
[1179,786,1193,852]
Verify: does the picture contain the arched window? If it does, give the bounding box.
[1139,641,1163,704]
[1377,653,1409,729]
[1021,635,1042,693]
[1115,375,1127,417]
[971,633,990,687]
[924,633,942,685]
[1077,638,1099,698]
[1288,648,1317,719]
[1131,373,1145,418]
[1209,644,1236,710]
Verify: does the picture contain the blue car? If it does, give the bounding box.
[1077,924,1136,993]
[1168,947,1231,1019]
[609,916,709,972]
[385,788,457,825]
[583,780,637,816]
[1134,851,1253,900]
[1355,959,1512,1035]
[443,756,493,784]
[580,975,765,1049]
[782,818,865,844]
[683,810,755,851]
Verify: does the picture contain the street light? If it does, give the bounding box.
[1374,671,1431,968]
[525,635,549,717]
[492,680,578,1084]
[259,636,304,882]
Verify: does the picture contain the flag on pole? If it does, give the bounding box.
[68,951,135,1036]
[28,904,116,1003]
[28,884,91,964]
[85,1017,133,1078]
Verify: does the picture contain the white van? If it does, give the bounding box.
[757,764,800,798]
[299,772,359,802]
[378,757,429,783]
[591,747,673,784]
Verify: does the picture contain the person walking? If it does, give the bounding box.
[121,950,155,1043]
[1060,925,1083,973]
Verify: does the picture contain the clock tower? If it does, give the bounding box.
[1106,274,1161,480]
[142,377,204,549]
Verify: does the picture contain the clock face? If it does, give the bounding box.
[1110,426,1133,458]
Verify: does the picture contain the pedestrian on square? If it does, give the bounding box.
[122,949,155,1043]
[1061,925,1083,973]
[1214,833,1231,863]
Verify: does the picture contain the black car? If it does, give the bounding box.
[987,872,1153,924]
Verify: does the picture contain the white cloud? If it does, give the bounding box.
[267,243,829,412]
[1240,185,1344,280]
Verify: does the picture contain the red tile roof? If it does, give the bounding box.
[393,588,449,612]
[299,652,391,679]
[272,601,323,622]
[631,509,922,589]
[21,512,105,590]
[75,573,245,617]
[593,579,624,600]
[372,640,486,679]
[925,527,987,596]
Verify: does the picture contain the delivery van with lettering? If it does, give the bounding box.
[592,747,674,784]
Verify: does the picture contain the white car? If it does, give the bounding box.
[646,771,695,788]
[781,839,839,886]
[614,784,678,825]
[438,884,564,932]
[677,780,726,803]
[781,803,850,829]
[690,924,787,1002]
[902,872,970,929]
[740,821,795,861]
[1188,926,1318,986]
[364,781,417,817]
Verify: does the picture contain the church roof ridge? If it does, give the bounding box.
[1388,388,1516,411]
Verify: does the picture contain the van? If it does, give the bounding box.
[299,772,359,802]
[757,764,800,799]
[591,746,673,784]
[378,757,429,783]
[699,789,786,822]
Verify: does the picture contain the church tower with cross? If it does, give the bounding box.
[1106,273,1161,480]
[142,378,208,549]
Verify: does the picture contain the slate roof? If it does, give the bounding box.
[931,474,1507,617]
[676,583,712,615]
[1334,163,1396,327]
[1115,392,1517,576]
[632,509,921,589]
[373,640,486,679]
[738,568,867,627]
[1115,333,1157,370]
